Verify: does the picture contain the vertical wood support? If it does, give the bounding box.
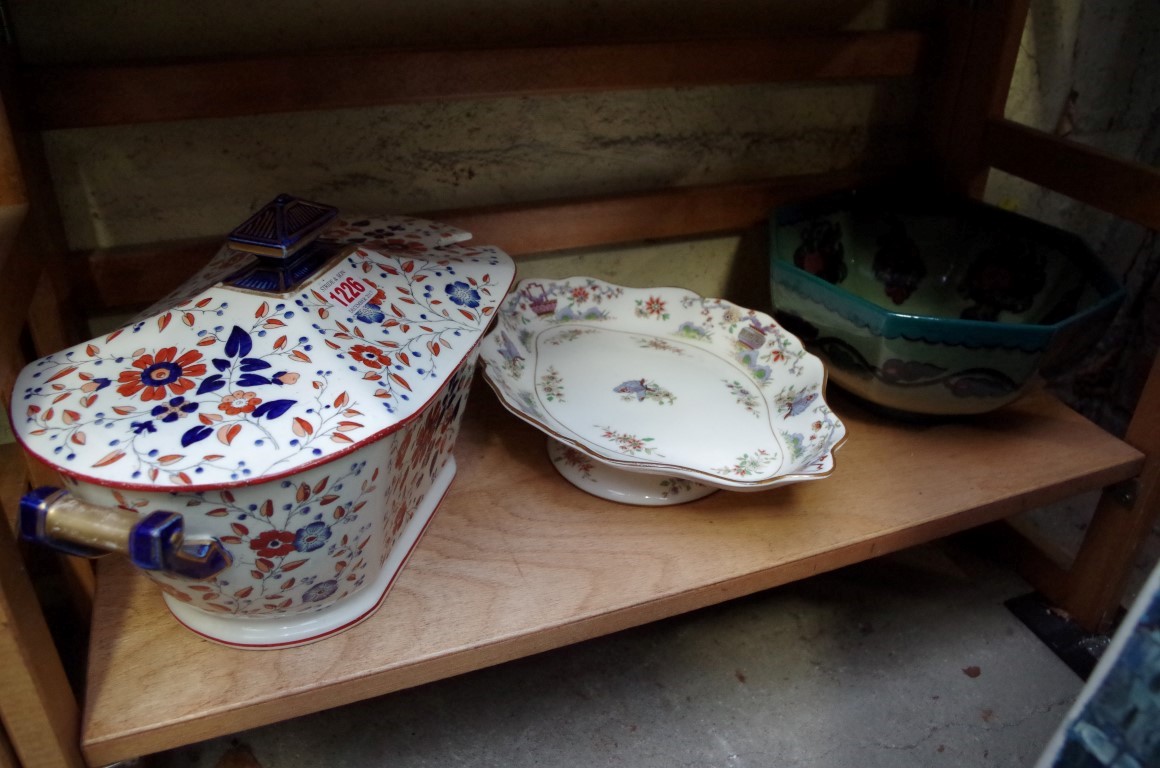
[1041,357,1160,630]
[931,0,1160,631]
[926,0,1031,197]
[0,724,21,768]
[0,517,85,768]
[0,50,89,768]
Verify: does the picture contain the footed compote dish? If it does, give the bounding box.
[479,278,846,505]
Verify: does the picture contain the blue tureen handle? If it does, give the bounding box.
[19,487,231,580]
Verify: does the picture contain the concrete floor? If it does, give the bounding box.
[146,537,1085,768]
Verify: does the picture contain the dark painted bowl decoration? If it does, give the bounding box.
[769,187,1124,416]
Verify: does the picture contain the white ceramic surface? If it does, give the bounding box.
[14,212,504,488]
[480,278,846,500]
[12,197,515,647]
[163,457,457,648]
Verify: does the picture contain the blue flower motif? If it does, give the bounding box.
[445,281,481,308]
[293,521,331,553]
[150,396,198,423]
[130,420,156,434]
[354,302,385,324]
[302,579,338,603]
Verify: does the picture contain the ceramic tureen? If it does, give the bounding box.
[478,277,846,505]
[13,194,515,648]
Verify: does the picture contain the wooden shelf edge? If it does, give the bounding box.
[78,503,1049,764]
[80,386,1142,764]
[75,170,875,313]
[27,31,926,130]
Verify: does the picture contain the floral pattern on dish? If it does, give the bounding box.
[635,336,686,355]
[479,277,846,492]
[613,379,676,405]
[539,367,566,403]
[597,426,663,458]
[724,380,762,417]
[552,444,598,483]
[714,449,776,478]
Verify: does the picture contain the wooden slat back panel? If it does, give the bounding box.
[985,118,1160,233]
[26,31,927,129]
[76,171,873,313]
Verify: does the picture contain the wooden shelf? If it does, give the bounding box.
[82,383,1142,765]
[3,6,1158,768]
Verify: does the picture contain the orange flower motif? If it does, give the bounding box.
[350,344,391,369]
[249,530,296,558]
[157,582,193,603]
[382,238,426,253]
[116,347,207,402]
[218,390,261,415]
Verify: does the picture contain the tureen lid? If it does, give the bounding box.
[12,195,515,491]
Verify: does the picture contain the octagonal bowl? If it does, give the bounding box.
[769,187,1124,417]
[478,277,846,505]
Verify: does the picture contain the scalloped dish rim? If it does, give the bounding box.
[478,277,847,491]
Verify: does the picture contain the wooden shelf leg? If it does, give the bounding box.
[0,724,20,768]
[1022,355,1160,632]
[0,516,86,768]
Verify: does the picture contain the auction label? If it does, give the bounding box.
[319,268,374,316]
